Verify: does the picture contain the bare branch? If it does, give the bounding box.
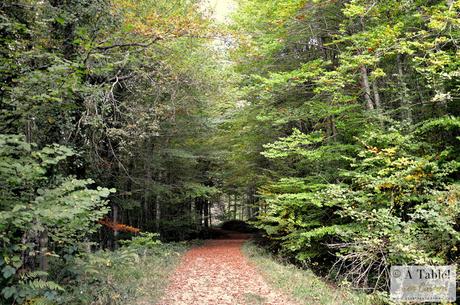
[95,37,163,51]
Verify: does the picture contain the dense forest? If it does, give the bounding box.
[1,0,459,304]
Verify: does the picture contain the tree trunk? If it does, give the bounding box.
[204,199,209,228]
[155,194,161,232]
[143,166,151,229]
[360,65,374,110]
[397,54,412,124]
[246,191,252,220]
[209,200,212,228]
[195,197,202,229]
[155,171,162,232]
[190,197,195,226]
[240,195,245,220]
[39,228,48,279]
[112,204,119,249]
[327,115,337,140]
[372,80,381,109]
[26,118,33,143]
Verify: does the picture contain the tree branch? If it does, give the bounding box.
[95,37,162,51]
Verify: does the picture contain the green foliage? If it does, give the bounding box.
[1,0,229,301]
[262,129,324,159]
[57,240,187,305]
[330,128,460,288]
[1,271,64,305]
[184,182,220,199]
[256,126,460,289]
[242,241,384,305]
[119,232,162,255]
[228,0,460,297]
[0,134,114,304]
[1,0,231,241]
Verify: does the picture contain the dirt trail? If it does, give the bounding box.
[157,234,298,305]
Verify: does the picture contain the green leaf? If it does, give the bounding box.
[2,265,16,279]
[55,17,66,25]
[1,286,17,299]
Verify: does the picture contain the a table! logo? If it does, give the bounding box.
[390,265,456,302]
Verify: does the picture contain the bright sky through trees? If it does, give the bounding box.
[203,0,236,23]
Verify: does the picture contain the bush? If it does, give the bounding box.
[0,135,114,304]
[255,124,460,293]
[55,236,187,305]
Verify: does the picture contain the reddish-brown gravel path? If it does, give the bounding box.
[157,234,298,305]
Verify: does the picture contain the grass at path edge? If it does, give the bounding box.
[55,241,196,305]
[242,241,387,305]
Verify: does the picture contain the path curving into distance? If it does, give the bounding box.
[157,233,299,305]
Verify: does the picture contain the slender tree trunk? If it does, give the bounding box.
[155,194,161,232]
[326,116,337,141]
[112,204,119,249]
[250,187,258,217]
[397,54,412,124]
[240,195,245,220]
[143,169,150,229]
[246,191,252,220]
[247,189,253,219]
[190,196,195,226]
[26,118,33,143]
[209,200,212,228]
[220,194,225,218]
[204,199,209,228]
[155,172,163,232]
[360,65,374,110]
[39,228,48,279]
[372,80,381,109]
[195,197,202,229]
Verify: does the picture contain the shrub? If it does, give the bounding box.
[56,237,187,305]
[0,135,114,304]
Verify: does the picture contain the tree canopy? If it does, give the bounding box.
[0,0,459,303]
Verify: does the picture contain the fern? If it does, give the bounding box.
[27,280,63,292]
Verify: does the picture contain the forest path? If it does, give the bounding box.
[156,233,299,305]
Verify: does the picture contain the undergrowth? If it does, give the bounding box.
[242,241,387,305]
[48,233,188,305]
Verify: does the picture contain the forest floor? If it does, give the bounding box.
[156,233,299,305]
